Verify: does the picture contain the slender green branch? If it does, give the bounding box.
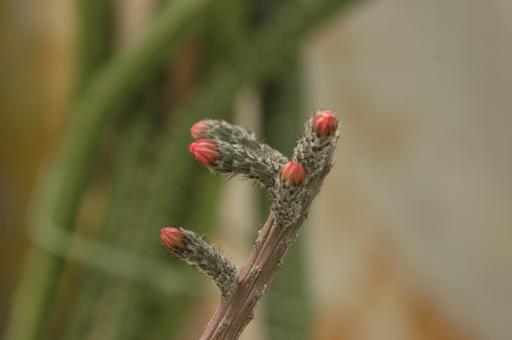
[75,0,113,92]
[29,217,199,294]
[110,172,224,340]
[64,111,150,340]
[110,0,246,339]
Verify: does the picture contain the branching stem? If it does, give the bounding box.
[167,111,339,339]
[200,141,335,339]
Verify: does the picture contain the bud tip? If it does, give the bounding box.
[160,227,184,249]
[191,120,210,139]
[280,161,305,186]
[189,139,219,166]
[313,110,337,137]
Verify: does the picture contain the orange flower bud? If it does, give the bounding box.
[190,120,211,139]
[189,139,219,166]
[313,110,337,137]
[160,227,184,249]
[280,161,305,186]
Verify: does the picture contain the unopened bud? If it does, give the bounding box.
[189,139,219,166]
[160,227,184,249]
[280,161,305,186]
[313,110,337,137]
[190,120,211,139]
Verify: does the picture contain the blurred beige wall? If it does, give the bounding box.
[303,0,512,339]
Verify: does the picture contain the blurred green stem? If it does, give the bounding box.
[5,1,211,339]
[105,147,202,340]
[64,110,152,340]
[111,171,224,340]
[107,0,245,339]
[75,0,113,92]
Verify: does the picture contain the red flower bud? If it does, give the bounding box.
[189,139,219,166]
[190,120,211,139]
[280,161,305,186]
[313,110,337,137]
[160,227,184,249]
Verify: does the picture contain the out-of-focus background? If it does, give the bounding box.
[1,0,511,339]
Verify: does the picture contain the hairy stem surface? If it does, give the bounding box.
[200,150,335,339]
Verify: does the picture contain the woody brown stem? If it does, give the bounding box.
[199,146,335,339]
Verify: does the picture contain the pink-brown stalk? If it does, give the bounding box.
[199,148,335,339]
[166,113,339,339]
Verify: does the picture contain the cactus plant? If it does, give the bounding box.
[161,110,340,339]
